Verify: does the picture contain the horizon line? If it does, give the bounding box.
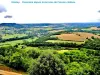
[0,22,100,24]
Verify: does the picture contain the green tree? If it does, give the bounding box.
[91,36,95,39]
[65,62,93,75]
[29,53,66,75]
[27,49,40,59]
[0,35,2,40]
[9,52,23,69]
[84,38,100,50]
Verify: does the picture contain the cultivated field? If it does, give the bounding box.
[82,27,100,31]
[56,32,100,41]
[89,27,100,30]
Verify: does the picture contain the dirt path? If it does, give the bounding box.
[0,64,24,75]
[0,70,22,75]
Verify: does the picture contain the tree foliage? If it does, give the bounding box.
[29,53,66,75]
[84,38,100,50]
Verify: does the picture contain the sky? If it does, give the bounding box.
[0,0,100,23]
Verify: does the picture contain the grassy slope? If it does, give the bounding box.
[0,37,38,47]
[46,40,84,45]
[2,34,27,39]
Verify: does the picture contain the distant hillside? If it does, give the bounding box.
[0,23,100,28]
[0,23,52,28]
[97,26,100,28]
[0,23,24,28]
[65,23,100,28]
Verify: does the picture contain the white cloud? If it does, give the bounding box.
[0,0,100,23]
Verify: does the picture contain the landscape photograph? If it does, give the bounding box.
[0,0,100,75]
[0,23,100,75]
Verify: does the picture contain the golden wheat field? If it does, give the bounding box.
[56,32,100,41]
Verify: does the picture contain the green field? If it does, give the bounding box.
[2,34,27,39]
[0,37,38,46]
[46,40,85,44]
